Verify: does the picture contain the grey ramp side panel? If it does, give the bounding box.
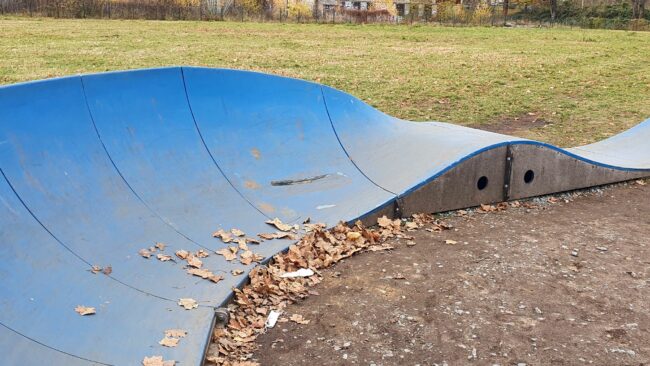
[0,176,214,365]
[509,143,649,200]
[508,119,650,199]
[398,146,508,217]
[182,67,395,226]
[0,74,229,306]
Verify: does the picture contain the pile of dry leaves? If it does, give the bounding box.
[205,213,450,365]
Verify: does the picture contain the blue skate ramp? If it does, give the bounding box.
[0,66,648,365]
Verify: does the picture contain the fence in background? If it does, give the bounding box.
[0,0,647,30]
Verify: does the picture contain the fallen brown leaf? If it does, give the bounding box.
[159,337,179,348]
[479,203,496,212]
[74,305,96,316]
[304,222,327,232]
[245,237,261,244]
[187,256,202,268]
[377,216,392,228]
[142,356,176,366]
[178,298,198,310]
[265,217,293,232]
[138,249,151,258]
[195,249,209,258]
[213,229,234,243]
[237,239,249,251]
[231,228,246,237]
[175,250,189,260]
[367,244,394,252]
[346,231,362,241]
[404,221,419,231]
[240,250,263,265]
[156,254,172,262]
[289,314,310,325]
[216,247,238,261]
[258,232,276,240]
[274,232,297,240]
[165,329,187,338]
[187,268,223,283]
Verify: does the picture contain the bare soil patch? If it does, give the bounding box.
[479,113,551,136]
[253,181,650,366]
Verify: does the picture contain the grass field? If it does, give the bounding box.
[1,17,649,146]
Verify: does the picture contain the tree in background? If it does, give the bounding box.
[372,0,397,15]
[240,0,274,17]
[632,0,645,18]
[287,0,310,19]
[549,0,557,20]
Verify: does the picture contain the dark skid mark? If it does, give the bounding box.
[271,174,330,186]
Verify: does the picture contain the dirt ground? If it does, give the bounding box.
[253,181,649,366]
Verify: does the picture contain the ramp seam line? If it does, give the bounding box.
[1,168,187,364]
[180,67,271,220]
[320,86,399,198]
[0,168,182,303]
[78,76,211,251]
[0,168,92,267]
[0,323,109,365]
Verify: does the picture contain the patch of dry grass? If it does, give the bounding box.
[1,17,649,146]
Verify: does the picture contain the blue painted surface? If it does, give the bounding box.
[183,67,394,224]
[0,172,214,365]
[0,66,648,365]
[0,74,230,307]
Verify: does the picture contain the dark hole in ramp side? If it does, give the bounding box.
[271,174,330,186]
[524,169,535,184]
[477,176,489,190]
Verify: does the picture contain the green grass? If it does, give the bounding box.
[1,17,649,146]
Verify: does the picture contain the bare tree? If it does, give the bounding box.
[549,0,557,21]
[632,0,645,19]
[312,0,319,19]
[502,0,509,25]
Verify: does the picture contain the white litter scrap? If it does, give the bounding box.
[265,310,282,328]
[280,268,315,278]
